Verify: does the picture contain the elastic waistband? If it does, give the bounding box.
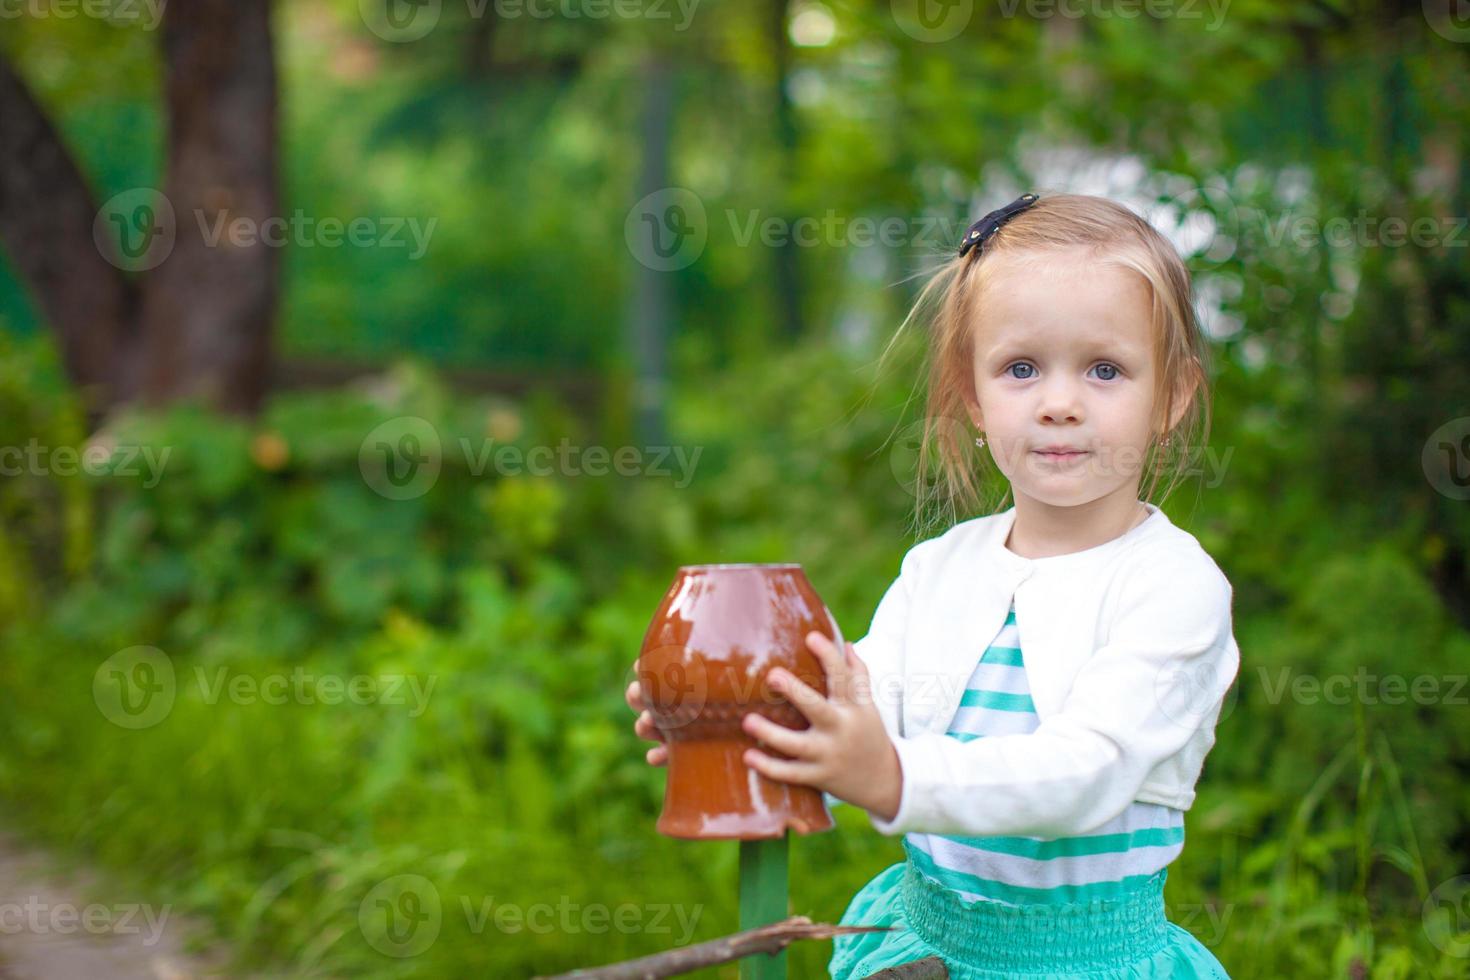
[898,859,1170,972]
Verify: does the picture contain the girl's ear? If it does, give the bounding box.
[962,390,984,431]
[1164,360,1202,433]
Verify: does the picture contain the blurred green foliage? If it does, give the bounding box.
[0,327,1468,977]
[1,0,1469,977]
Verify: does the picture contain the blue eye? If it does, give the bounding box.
[1092,363,1120,381]
[1006,363,1035,380]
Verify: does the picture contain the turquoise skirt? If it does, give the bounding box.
[830,859,1230,979]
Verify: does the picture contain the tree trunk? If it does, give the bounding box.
[0,1,279,418]
[0,54,137,410]
[627,51,674,447]
[0,0,279,417]
[768,0,804,341]
[140,0,279,414]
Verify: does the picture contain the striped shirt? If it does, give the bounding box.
[904,601,1186,905]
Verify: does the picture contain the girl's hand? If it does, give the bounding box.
[624,677,669,767]
[741,632,903,823]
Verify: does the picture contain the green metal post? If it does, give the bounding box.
[738,832,789,980]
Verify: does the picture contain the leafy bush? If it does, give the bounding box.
[0,332,1467,977]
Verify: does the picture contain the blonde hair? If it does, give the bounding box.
[881,192,1213,536]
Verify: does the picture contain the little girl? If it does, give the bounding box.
[628,192,1238,979]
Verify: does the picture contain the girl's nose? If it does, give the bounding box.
[1038,387,1083,424]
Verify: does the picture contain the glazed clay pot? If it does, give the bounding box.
[638,564,840,840]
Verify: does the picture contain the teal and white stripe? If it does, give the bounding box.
[905,602,1185,906]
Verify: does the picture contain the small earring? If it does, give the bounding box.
[975,436,986,448]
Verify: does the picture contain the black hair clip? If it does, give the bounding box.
[958,192,1039,259]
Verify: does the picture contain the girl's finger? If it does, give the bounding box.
[805,630,847,682]
[625,680,645,713]
[808,630,860,703]
[768,667,838,727]
[634,710,664,743]
[741,711,812,759]
[646,744,668,767]
[743,747,820,787]
[842,642,874,702]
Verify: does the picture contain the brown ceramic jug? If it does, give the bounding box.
[638,563,840,839]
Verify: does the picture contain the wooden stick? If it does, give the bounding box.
[536,916,892,980]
